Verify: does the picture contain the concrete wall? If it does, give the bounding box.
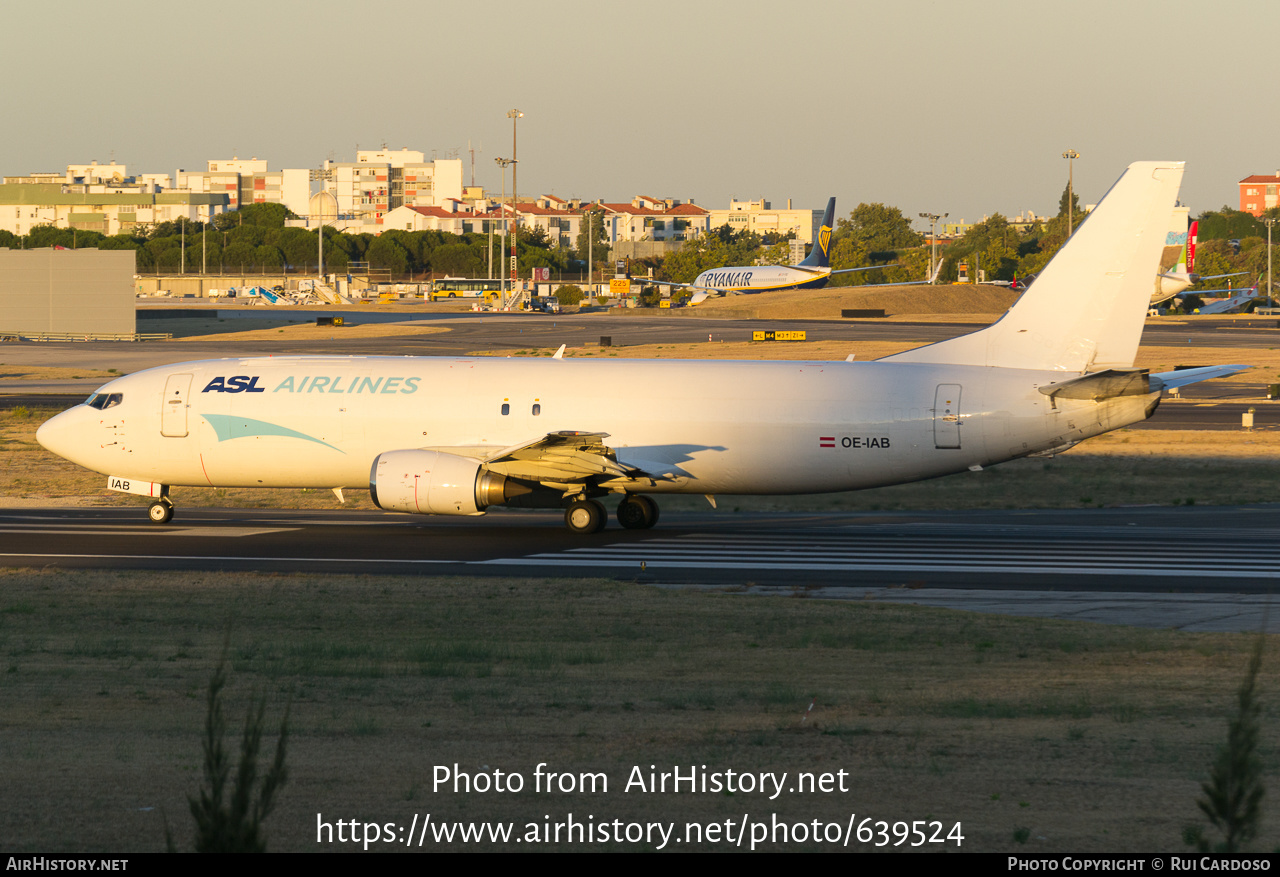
[135,274,288,297]
[613,241,680,260]
[0,248,135,334]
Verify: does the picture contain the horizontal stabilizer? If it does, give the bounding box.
[1151,364,1249,391]
[1038,368,1152,401]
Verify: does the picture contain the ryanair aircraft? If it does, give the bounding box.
[657,198,900,304]
[38,162,1244,534]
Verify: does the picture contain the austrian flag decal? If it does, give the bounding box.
[819,436,835,448]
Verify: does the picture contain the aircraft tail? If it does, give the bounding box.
[798,197,836,268]
[1185,219,1198,272]
[883,161,1185,372]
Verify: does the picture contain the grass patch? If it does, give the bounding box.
[0,569,1275,852]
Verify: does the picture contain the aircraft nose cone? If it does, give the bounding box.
[36,408,80,462]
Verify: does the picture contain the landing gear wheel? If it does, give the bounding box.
[564,499,606,534]
[148,500,174,525]
[617,495,659,529]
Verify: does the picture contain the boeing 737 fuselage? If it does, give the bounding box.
[36,162,1244,533]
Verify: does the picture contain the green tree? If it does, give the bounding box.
[99,233,142,253]
[825,203,922,286]
[576,208,611,265]
[222,241,257,272]
[1057,183,1082,220]
[275,227,319,272]
[228,224,268,248]
[758,239,793,266]
[554,284,584,306]
[943,214,1022,282]
[659,226,761,283]
[232,202,294,228]
[26,225,75,249]
[365,236,409,276]
[834,203,922,252]
[253,244,284,270]
[432,242,481,276]
[1197,207,1266,241]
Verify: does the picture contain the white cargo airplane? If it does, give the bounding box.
[37,161,1245,534]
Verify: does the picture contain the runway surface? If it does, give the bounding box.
[7,311,1280,370]
[3,505,1276,631]
[4,312,1278,631]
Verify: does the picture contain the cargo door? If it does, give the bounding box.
[161,373,192,437]
[933,384,962,449]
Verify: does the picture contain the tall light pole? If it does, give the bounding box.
[919,212,947,282]
[507,109,523,300]
[1062,149,1080,236]
[1265,216,1277,307]
[495,157,515,307]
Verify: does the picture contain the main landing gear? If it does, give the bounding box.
[147,496,174,524]
[616,494,659,530]
[563,495,660,534]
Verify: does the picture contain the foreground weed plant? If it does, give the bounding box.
[168,647,289,853]
[1184,637,1266,853]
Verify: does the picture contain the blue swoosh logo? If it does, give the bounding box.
[201,413,345,454]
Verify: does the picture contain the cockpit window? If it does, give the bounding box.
[85,393,123,410]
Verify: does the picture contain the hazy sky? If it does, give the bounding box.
[8,0,1276,230]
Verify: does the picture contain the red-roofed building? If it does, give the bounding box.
[511,201,583,248]
[382,203,510,236]
[595,197,710,244]
[1239,173,1280,216]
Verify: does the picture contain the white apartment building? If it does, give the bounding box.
[319,150,464,227]
[595,197,710,243]
[179,158,310,217]
[0,161,229,236]
[706,199,822,244]
[381,202,509,236]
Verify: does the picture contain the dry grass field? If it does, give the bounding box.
[0,569,1275,852]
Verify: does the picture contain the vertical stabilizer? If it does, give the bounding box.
[883,161,1184,372]
[798,197,836,268]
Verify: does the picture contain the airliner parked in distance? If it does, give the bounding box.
[38,161,1245,534]
[652,197,907,305]
[1153,219,1248,303]
[1190,286,1259,315]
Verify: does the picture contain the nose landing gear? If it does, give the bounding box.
[147,496,174,524]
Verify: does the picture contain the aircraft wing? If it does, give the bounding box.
[639,278,732,295]
[1191,286,1256,297]
[426,431,687,489]
[828,264,901,276]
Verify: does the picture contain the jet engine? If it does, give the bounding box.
[369,450,525,515]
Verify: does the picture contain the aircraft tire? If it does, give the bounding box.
[617,495,659,529]
[565,499,606,534]
[148,500,174,525]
